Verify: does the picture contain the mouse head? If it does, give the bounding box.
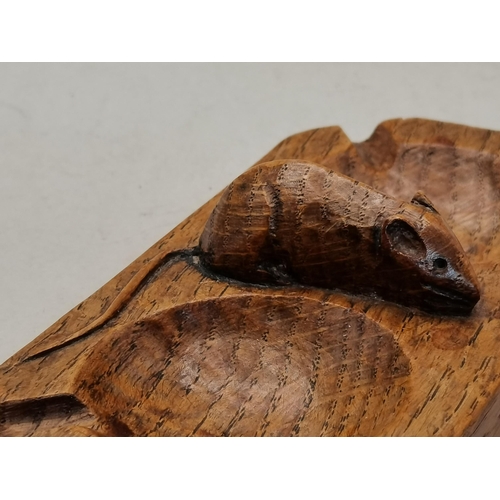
[380,192,480,315]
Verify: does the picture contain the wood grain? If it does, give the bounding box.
[75,296,410,437]
[1,118,500,436]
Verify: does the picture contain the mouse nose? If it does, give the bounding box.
[457,266,481,310]
[464,274,481,304]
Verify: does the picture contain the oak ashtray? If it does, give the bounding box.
[1,118,499,436]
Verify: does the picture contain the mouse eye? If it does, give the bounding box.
[433,257,448,270]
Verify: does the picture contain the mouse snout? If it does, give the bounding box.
[459,270,481,305]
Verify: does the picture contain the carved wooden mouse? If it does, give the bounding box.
[24,158,481,362]
[200,159,480,315]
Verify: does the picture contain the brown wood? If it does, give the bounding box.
[199,159,479,315]
[1,118,500,436]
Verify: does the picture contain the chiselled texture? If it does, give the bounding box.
[1,118,500,436]
[75,296,409,437]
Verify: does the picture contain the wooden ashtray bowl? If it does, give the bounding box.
[75,296,409,436]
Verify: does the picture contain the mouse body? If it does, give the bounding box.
[200,159,480,315]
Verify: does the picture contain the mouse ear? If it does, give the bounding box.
[383,218,427,260]
[411,191,439,214]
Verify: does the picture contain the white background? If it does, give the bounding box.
[2,62,500,363]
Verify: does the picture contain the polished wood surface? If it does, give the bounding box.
[1,118,500,436]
